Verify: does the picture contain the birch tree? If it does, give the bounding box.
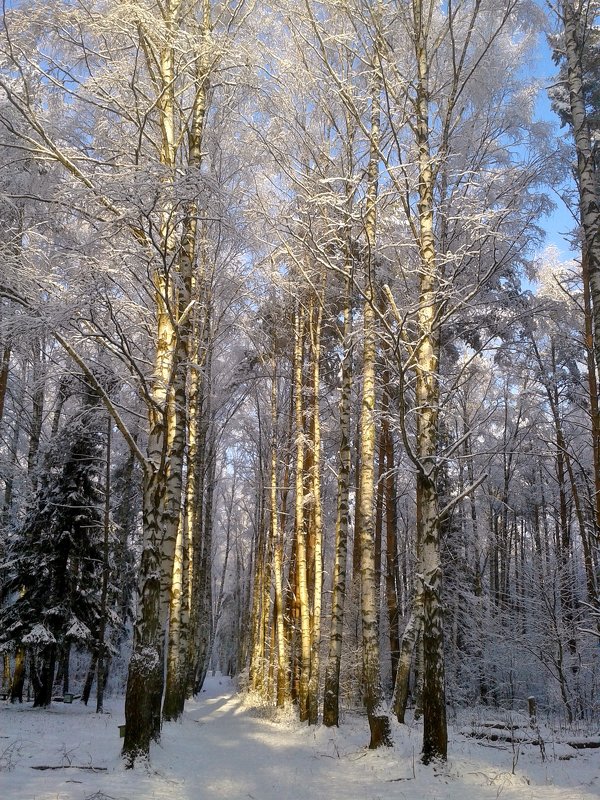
[0,0,249,762]
[379,0,549,762]
[550,1,600,378]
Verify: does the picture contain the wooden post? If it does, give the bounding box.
[528,696,537,726]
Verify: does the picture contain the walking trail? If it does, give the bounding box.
[1,675,598,799]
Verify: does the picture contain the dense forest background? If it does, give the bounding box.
[0,0,599,767]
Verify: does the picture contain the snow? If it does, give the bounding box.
[21,625,56,646]
[64,619,92,643]
[1,676,599,800]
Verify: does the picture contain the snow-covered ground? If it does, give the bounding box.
[1,676,599,800]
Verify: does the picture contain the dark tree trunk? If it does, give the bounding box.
[10,646,25,703]
[122,464,166,766]
[31,646,56,708]
[82,651,97,706]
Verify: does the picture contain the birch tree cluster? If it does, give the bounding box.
[0,0,599,767]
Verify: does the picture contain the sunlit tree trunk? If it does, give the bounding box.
[123,0,220,758]
[307,291,324,724]
[270,364,288,707]
[281,387,299,700]
[249,402,268,693]
[413,1,447,763]
[293,305,311,720]
[163,10,211,720]
[356,39,391,749]
[124,0,186,761]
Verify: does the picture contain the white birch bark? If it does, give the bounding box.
[307,295,323,724]
[356,34,391,749]
[323,269,353,727]
[413,0,447,763]
[270,368,288,706]
[294,305,312,721]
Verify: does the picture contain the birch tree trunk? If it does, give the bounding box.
[293,305,312,721]
[413,3,447,762]
[582,250,600,588]
[392,600,424,723]
[163,6,212,721]
[187,310,214,696]
[323,269,353,728]
[356,40,391,749]
[249,444,267,693]
[270,366,288,706]
[307,292,324,725]
[383,382,401,687]
[124,0,211,761]
[0,344,10,424]
[122,0,179,760]
[96,417,112,714]
[560,1,600,382]
[195,450,217,693]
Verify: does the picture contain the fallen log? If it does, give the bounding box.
[31,765,107,771]
[464,730,540,745]
[566,738,600,749]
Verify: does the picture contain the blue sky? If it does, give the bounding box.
[532,29,578,260]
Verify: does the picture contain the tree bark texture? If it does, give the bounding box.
[356,41,391,749]
[561,2,600,383]
[323,271,353,728]
[414,1,447,762]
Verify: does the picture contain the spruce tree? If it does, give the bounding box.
[0,379,105,706]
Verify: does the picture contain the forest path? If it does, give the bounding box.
[1,675,599,800]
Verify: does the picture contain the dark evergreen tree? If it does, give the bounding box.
[0,378,106,706]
